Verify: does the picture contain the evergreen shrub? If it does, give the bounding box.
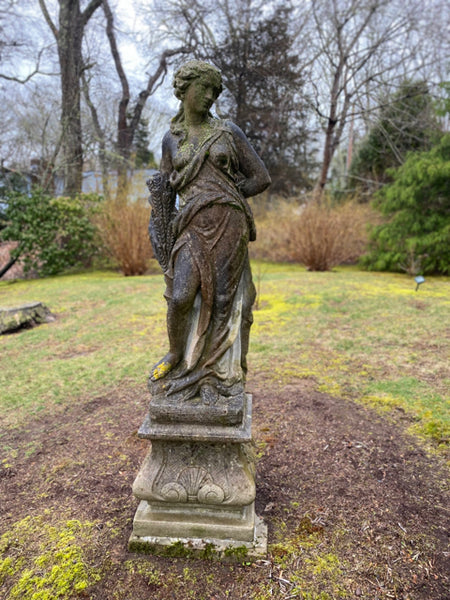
[1,190,101,277]
[361,134,450,275]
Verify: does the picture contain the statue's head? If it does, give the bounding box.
[173,61,223,102]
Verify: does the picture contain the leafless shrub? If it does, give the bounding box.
[249,195,301,263]
[95,198,153,276]
[251,196,375,271]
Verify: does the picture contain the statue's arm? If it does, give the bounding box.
[229,122,271,198]
[160,131,175,177]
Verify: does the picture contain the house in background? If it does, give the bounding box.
[1,159,62,198]
[81,168,157,200]
[1,159,157,201]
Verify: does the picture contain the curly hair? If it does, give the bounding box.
[172,60,222,101]
[171,61,223,139]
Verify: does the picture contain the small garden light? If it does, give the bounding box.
[414,275,425,291]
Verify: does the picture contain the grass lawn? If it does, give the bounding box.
[1,264,449,600]
[1,263,448,446]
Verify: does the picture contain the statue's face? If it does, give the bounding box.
[183,78,216,118]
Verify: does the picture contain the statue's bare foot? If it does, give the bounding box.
[150,352,179,381]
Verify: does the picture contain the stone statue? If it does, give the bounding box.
[148,60,271,407]
[129,61,270,559]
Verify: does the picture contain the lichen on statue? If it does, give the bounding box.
[148,60,271,406]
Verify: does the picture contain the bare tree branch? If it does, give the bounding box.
[81,0,104,28]
[101,0,192,197]
[130,46,192,134]
[308,0,440,198]
[38,0,58,39]
[40,132,64,193]
[0,46,58,83]
[81,69,110,198]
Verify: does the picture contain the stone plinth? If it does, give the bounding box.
[129,507,267,560]
[129,394,267,560]
[148,391,245,426]
[137,394,252,443]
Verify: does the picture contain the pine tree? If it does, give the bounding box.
[361,134,450,275]
[208,5,315,195]
[132,117,156,169]
[350,81,439,194]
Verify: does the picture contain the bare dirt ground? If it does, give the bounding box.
[1,378,449,599]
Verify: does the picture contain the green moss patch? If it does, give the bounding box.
[0,514,101,599]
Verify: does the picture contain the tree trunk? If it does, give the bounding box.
[39,0,103,196]
[315,88,352,201]
[314,68,341,201]
[315,117,337,200]
[57,1,84,196]
[0,255,19,280]
[81,71,111,199]
[116,96,132,200]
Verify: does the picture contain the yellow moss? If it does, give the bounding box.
[125,560,163,586]
[318,380,343,396]
[362,393,407,413]
[409,420,450,448]
[252,584,274,600]
[355,279,449,299]
[273,365,319,381]
[306,553,341,576]
[270,539,349,598]
[0,515,101,600]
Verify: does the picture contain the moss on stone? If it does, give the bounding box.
[223,545,249,562]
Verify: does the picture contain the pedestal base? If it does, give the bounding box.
[129,393,267,561]
[131,499,256,541]
[128,501,267,561]
[149,390,245,426]
[132,440,255,507]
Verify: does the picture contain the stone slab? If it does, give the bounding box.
[0,302,55,334]
[129,504,267,562]
[138,394,252,443]
[149,391,244,426]
[131,500,255,541]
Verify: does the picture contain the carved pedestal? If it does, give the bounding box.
[129,395,267,560]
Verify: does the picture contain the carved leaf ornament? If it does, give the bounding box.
[160,466,225,504]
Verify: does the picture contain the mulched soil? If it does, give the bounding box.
[1,377,448,599]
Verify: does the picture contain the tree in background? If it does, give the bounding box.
[1,0,449,201]
[1,0,192,198]
[0,80,63,192]
[160,0,448,198]
[83,0,193,199]
[361,134,450,275]
[132,117,157,169]
[349,81,440,195]
[155,0,315,195]
[208,3,315,195]
[306,0,448,199]
[38,0,103,196]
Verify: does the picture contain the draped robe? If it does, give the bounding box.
[159,120,256,400]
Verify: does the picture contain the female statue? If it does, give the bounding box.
[148,60,271,406]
